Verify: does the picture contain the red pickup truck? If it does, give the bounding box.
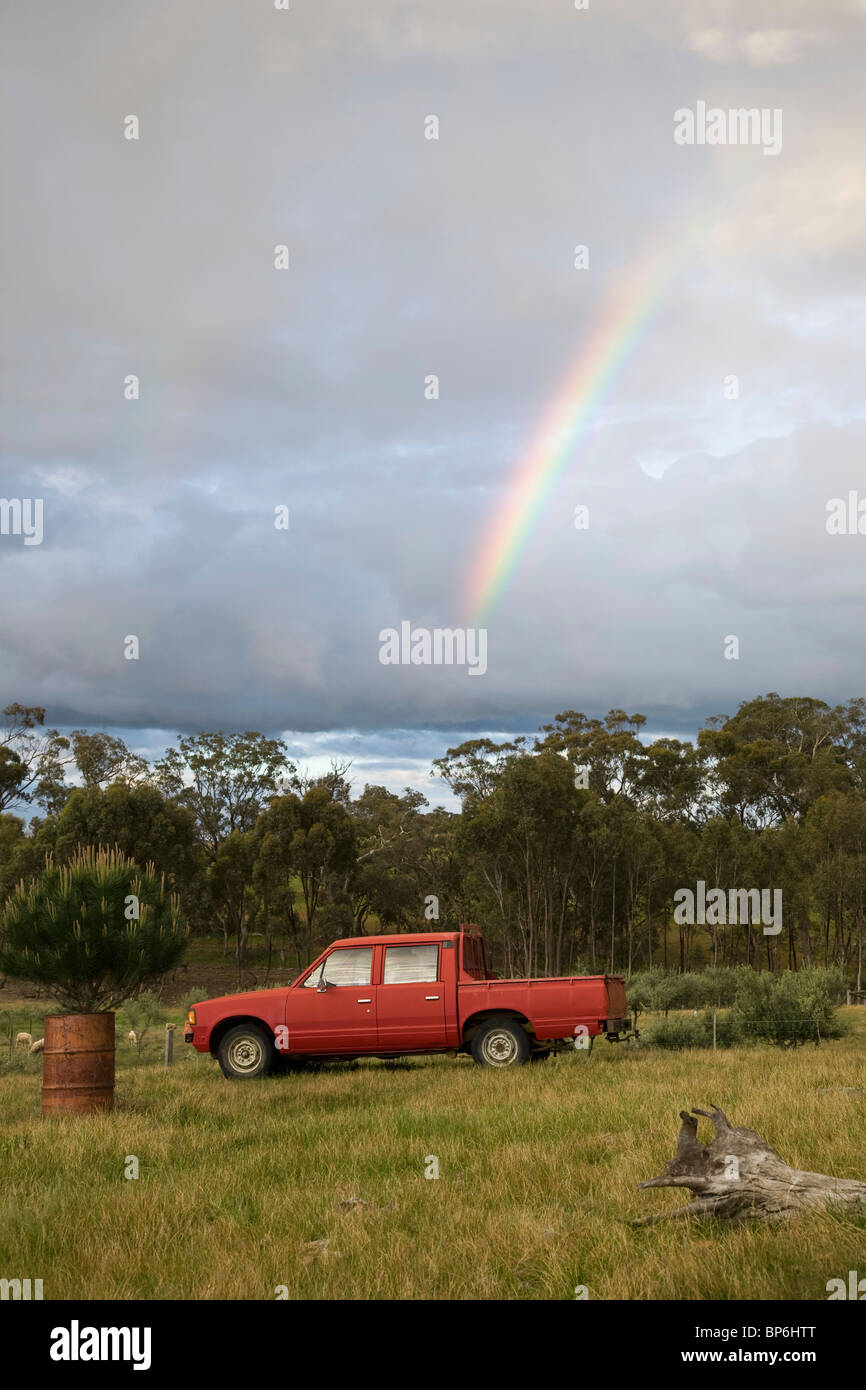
[185,927,629,1078]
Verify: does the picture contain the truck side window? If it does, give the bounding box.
[382,944,439,984]
[303,947,373,988]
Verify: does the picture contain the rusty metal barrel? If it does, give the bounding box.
[41,1013,115,1115]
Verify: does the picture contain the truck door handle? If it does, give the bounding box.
[357,998,371,1003]
[425,995,440,1001]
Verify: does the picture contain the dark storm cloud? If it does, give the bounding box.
[2,0,866,767]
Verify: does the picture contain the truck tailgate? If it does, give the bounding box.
[605,975,628,1017]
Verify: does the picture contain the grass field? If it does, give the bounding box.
[1,1010,865,1301]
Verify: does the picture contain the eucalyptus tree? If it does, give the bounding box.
[154,731,295,860]
[0,703,70,815]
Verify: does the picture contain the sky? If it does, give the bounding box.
[2,0,865,808]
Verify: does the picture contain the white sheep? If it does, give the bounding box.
[127,1029,139,1046]
[29,1038,44,1054]
[15,1031,32,1048]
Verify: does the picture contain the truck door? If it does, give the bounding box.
[287,946,378,1053]
[376,942,448,1051]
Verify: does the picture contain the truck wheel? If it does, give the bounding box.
[471,1016,530,1067]
[217,1024,274,1080]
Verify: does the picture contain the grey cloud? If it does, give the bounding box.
[2,1,865,772]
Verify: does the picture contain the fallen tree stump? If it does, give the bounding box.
[633,1106,866,1225]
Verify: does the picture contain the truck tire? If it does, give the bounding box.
[471,1016,530,1067]
[217,1024,274,1080]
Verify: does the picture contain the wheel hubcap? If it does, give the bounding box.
[230,1037,262,1071]
[483,1030,517,1065]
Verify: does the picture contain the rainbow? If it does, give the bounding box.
[464,229,694,622]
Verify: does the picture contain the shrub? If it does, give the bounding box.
[703,1008,743,1046]
[0,1051,32,1075]
[181,985,210,1017]
[624,967,665,1020]
[699,965,752,1008]
[625,968,705,1016]
[732,969,846,1045]
[813,965,849,1005]
[641,1009,742,1050]
[641,1015,704,1049]
[121,990,165,1055]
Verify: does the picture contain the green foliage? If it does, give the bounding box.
[456,750,583,976]
[53,784,201,893]
[4,693,866,986]
[288,786,357,938]
[732,968,847,1045]
[313,900,355,940]
[632,966,846,1047]
[697,694,856,826]
[0,812,58,907]
[650,972,704,1013]
[0,845,187,1012]
[641,1009,743,1049]
[347,784,432,933]
[626,968,709,1015]
[699,965,752,1007]
[624,967,667,1017]
[181,984,210,1016]
[68,731,149,788]
[154,731,295,857]
[640,1014,703,1049]
[121,990,165,1054]
[122,989,164,1030]
[703,1008,743,1046]
[0,703,70,815]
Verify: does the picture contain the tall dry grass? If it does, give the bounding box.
[1,1013,864,1300]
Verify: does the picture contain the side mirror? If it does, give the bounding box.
[317,977,330,993]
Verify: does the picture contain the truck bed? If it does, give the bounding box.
[458,973,628,1041]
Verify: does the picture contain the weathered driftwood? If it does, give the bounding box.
[634,1106,866,1225]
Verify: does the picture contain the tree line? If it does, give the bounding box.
[1,693,866,986]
